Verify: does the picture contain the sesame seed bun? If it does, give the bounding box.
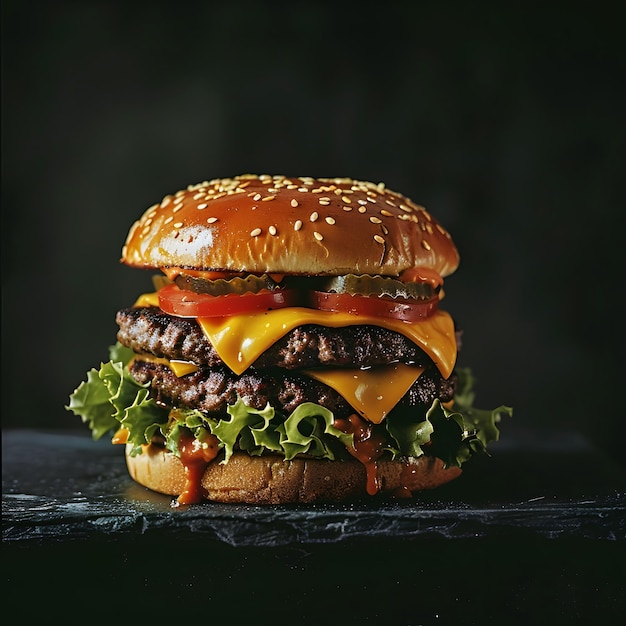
[121,174,460,278]
[125,444,463,504]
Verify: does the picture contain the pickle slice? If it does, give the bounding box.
[174,273,280,296]
[320,274,436,300]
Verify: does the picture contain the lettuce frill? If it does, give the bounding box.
[67,343,511,468]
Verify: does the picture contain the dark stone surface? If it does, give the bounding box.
[3,427,625,621]
[3,427,625,545]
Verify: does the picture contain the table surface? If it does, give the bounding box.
[3,426,625,622]
[3,426,625,545]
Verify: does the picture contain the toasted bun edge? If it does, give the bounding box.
[125,444,462,504]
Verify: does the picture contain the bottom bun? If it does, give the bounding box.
[126,444,462,504]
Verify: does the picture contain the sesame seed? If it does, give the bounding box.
[250,228,262,237]
[164,216,174,224]
[399,203,412,213]
[318,197,331,206]
[325,216,336,225]
[382,225,389,235]
[369,216,382,224]
[173,222,183,228]
[380,209,393,217]
[294,219,303,231]
[421,239,432,251]
[253,193,262,201]
[197,203,208,210]
[291,199,299,208]
[357,199,367,205]
[161,196,172,207]
[313,231,324,241]
[358,206,367,213]
[262,195,275,202]
[342,206,352,211]
[374,234,385,244]
[269,225,277,236]
[341,196,351,203]
[206,217,218,223]
[298,187,309,192]
[310,211,319,222]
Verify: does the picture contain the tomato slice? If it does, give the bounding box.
[310,291,438,322]
[158,283,300,318]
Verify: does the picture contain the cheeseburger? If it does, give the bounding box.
[67,174,510,505]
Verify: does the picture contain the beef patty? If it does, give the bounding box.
[118,306,458,420]
[116,306,438,371]
[129,359,457,419]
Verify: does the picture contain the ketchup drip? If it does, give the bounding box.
[334,413,386,495]
[175,431,220,505]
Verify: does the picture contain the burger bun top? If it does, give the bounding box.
[122,174,460,277]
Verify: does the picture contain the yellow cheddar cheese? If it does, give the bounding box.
[197,307,456,378]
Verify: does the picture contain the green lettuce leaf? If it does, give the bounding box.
[165,410,215,458]
[206,399,353,462]
[66,344,169,456]
[210,397,278,462]
[67,344,510,469]
[66,366,120,440]
[385,368,512,467]
[276,402,353,460]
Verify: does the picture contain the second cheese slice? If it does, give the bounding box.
[304,363,425,424]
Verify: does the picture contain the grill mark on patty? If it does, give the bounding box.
[116,306,435,371]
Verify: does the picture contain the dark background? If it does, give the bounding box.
[2,1,624,466]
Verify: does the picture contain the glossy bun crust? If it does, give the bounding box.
[126,445,463,504]
[122,174,460,277]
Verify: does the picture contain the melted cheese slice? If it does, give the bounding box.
[197,307,456,378]
[304,363,425,424]
[132,292,457,378]
[134,292,160,307]
[130,354,200,377]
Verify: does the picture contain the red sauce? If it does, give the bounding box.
[334,413,386,495]
[175,431,220,505]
